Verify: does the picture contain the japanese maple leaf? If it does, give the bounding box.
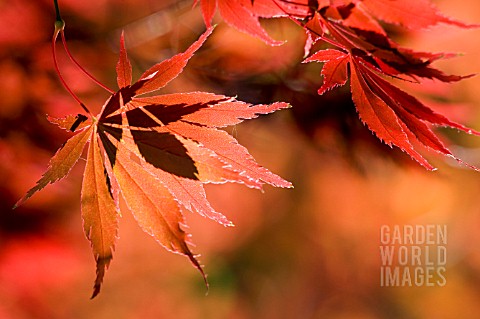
[302,4,474,82]
[14,27,292,298]
[296,0,480,170]
[195,0,309,45]
[301,0,477,54]
[304,48,478,170]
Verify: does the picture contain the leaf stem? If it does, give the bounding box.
[60,31,115,94]
[51,0,114,116]
[52,21,92,116]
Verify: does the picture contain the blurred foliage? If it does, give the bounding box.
[1,0,480,318]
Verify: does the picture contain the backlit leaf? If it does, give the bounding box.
[81,127,119,299]
[17,28,291,297]
[360,0,477,29]
[14,126,92,208]
[301,0,479,169]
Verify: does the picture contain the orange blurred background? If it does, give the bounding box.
[1,0,480,318]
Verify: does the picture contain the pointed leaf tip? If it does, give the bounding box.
[186,251,208,290]
[14,127,92,208]
[135,27,214,95]
[90,256,112,299]
[199,0,217,27]
[82,129,119,299]
[216,0,284,46]
[116,31,132,89]
[48,114,90,132]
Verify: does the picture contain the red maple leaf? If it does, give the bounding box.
[302,1,479,169]
[15,26,291,298]
[195,0,309,45]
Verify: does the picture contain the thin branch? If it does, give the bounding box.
[53,0,62,22]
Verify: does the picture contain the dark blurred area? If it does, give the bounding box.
[2,0,480,318]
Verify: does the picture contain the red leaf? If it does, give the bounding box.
[249,0,310,18]
[350,58,435,169]
[304,3,474,83]
[362,65,478,135]
[348,57,480,169]
[340,4,386,35]
[217,0,283,46]
[300,1,479,169]
[304,49,349,94]
[197,0,310,45]
[199,0,217,27]
[304,49,348,62]
[359,0,477,29]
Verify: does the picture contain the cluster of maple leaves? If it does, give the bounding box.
[15,0,478,297]
[198,0,479,169]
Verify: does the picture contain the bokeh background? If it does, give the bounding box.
[1,0,480,318]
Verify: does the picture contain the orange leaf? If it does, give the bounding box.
[135,27,214,95]
[81,127,119,298]
[101,130,205,280]
[14,126,92,208]
[17,28,292,298]
[116,31,132,89]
